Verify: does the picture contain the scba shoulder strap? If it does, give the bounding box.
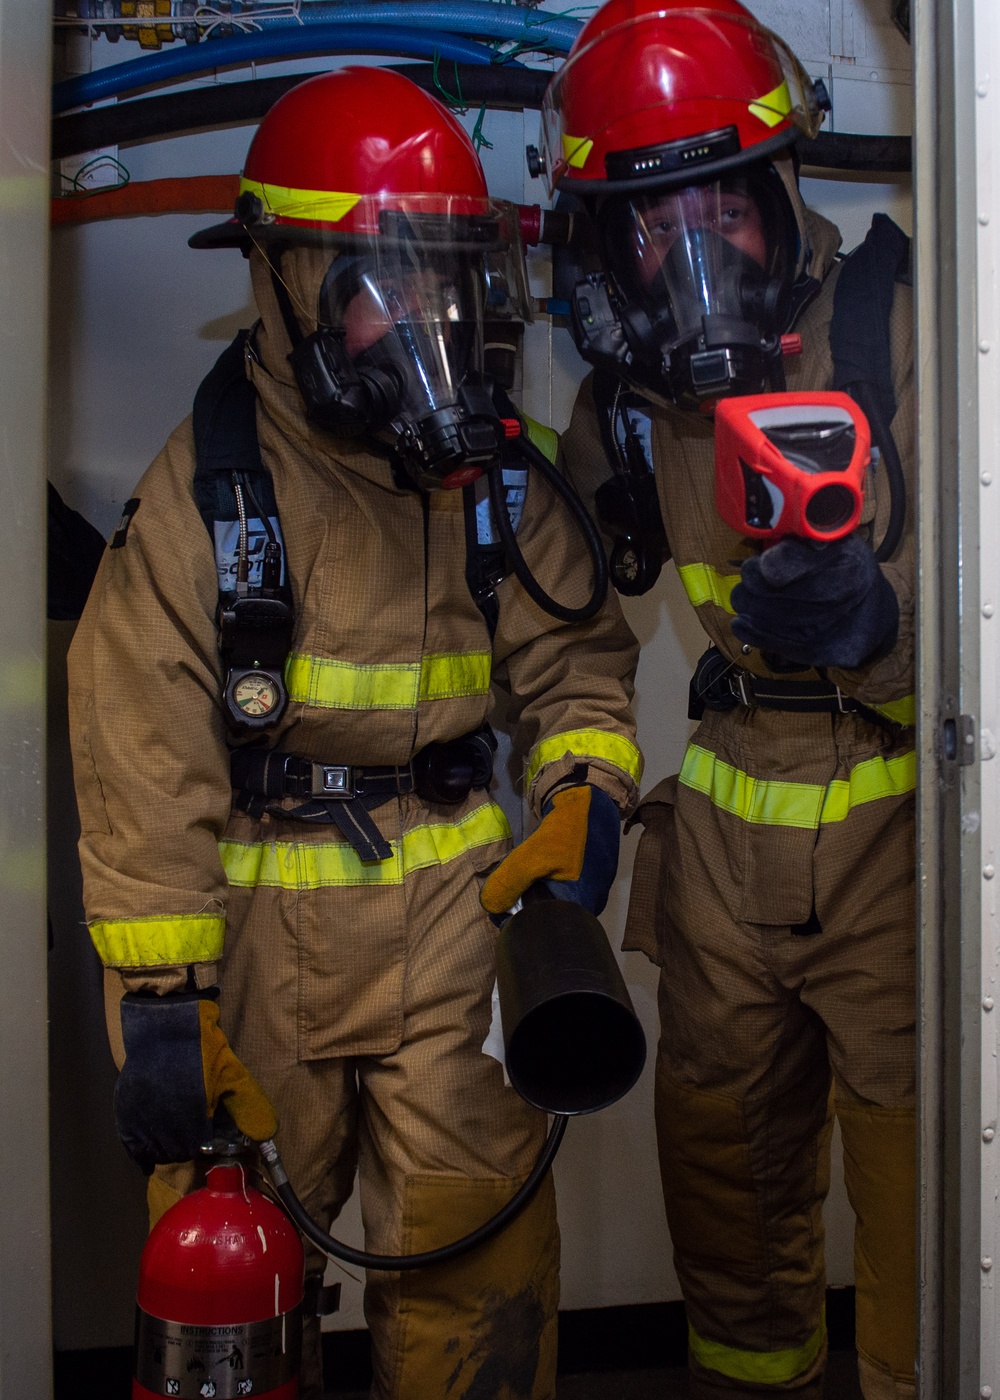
[192,329,294,733]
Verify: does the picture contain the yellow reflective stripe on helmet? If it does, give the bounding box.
[523,415,559,464]
[677,562,739,614]
[285,650,491,710]
[749,79,793,129]
[239,176,361,224]
[689,1316,825,1386]
[868,694,916,727]
[525,728,643,791]
[679,743,916,829]
[220,801,511,890]
[561,134,594,169]
[88,913,225,968]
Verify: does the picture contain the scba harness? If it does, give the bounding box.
[191,329,537,860]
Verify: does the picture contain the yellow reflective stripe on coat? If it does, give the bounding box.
[239,176,361,224]
[221,801,511,890]
[523,415,559,464]
[679,743,916,828]
[689,1316,825,1385]
[285,650,491,710]
[525,728,643,791]
[869,694,916,727]
[677,562,739,614]
[88,913,225,968]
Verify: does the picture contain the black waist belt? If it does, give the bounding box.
[230,726,495,864]
[689,647,887,724]
[230,749,416,863]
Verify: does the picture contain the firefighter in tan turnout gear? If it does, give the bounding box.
[544,3,916,1398]
[69,68,641,1400]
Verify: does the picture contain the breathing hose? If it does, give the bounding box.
[849,380,907,563]
[258,1116,567,1271]
[53,25,512,112]
[490,428,610,623]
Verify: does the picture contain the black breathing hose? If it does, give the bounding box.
[490,429,609,623]
[258,1115,567,1271]
[848,379,907,563]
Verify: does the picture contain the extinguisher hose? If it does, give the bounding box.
[258,1114,567,1271]
[490,432,609,624]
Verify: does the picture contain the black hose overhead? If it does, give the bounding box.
[259,1116,567,1271]
[53,62,914,176]
[51,62,551,159]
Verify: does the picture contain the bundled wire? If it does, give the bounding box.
[52,2,581,113]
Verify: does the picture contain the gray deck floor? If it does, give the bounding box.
[328,1350,863,1398]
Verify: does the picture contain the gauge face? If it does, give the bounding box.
[232,673,280,718]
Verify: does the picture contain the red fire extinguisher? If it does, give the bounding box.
[133,1158,304,1400]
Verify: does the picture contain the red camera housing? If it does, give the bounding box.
[714,391,871,544]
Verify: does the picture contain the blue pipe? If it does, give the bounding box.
[264,3,581,50]
[53,25,512,113]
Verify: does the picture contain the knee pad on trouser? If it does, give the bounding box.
[836,1098,916,1400]
[655,1061,831,1396]
[365,1172,560,1400]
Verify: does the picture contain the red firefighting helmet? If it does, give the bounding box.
[540,0,823,199]
[191,66,491,248]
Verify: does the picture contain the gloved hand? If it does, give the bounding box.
[480,784,621,917]
[730,534,899,670]
[114,991,278,1174]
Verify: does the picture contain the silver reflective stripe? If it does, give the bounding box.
[134,1307,302,1398]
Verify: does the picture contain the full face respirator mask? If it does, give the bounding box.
[570,168,805,410]
[268,213,525,492]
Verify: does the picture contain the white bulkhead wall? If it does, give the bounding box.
[47,0,913,1347]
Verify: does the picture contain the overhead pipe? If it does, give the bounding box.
[53,24,518,112]
[52,62,550,158]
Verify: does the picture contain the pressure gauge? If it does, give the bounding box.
[224,667,288,731]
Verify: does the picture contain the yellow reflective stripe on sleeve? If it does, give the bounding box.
[677,562,739,614]
[523,415,559,464]
[239,177,361,224]
[220,801,511,890]
[689,1316,825,1385]
[868,694,916,727]
[561,134,594,169]
[87,913,225,968]
[749,79,793,129]
[285,650,491,710]
[679,743,916,829]
[525,728,643,791]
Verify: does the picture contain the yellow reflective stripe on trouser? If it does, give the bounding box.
[689,1316,825,1385]
[523,415,559,464]
[239,176,361,224]
[88,913,226,968]
[677,562,739,614]
[679,743,916,828]
[869,694,916,727]
[285,650,491,710]
[525,728,643,791]
[221,801,512,890]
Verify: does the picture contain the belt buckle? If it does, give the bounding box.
[835,686,848,713]
[311,764,354,799]
[735,670,751,707]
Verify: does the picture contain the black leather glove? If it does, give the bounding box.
[114,991,277,1174]
[730,534,899,670]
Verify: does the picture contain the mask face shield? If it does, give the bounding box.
[594,167,799,405]
[254,195,532,487]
